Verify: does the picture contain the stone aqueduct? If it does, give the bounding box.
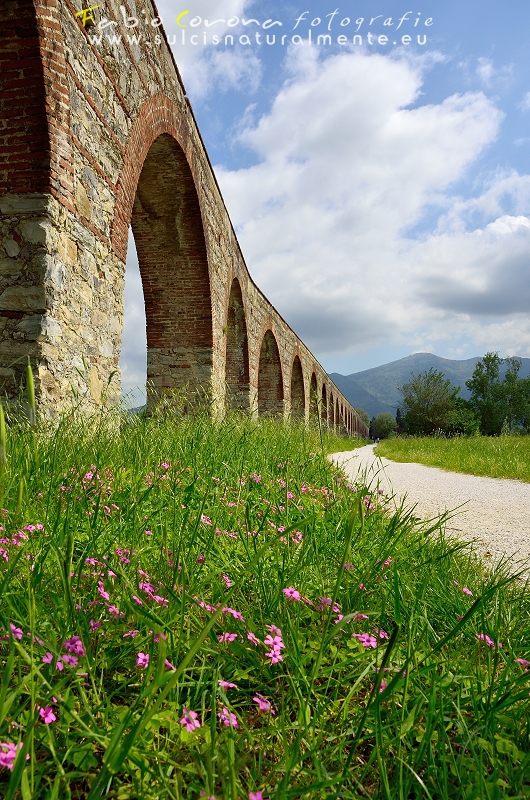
[0,0,368,437]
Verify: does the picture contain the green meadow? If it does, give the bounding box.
[0,411,529,798]
[376,436,530,483]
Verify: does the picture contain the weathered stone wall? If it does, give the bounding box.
[0,0,368,437]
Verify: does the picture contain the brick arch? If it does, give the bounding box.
[330,392,336,428]
[0,0,72,200]
[309,372,318,420]
[112,94,205,262]
[290,355,305,418]
[125,132,213,405]
[257,330,284,416]
[0,3,370,433]
[225,277,250,410]
[321,383,328,426]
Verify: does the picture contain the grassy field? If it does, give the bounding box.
[0,411,529,799]
[376,436,530,483]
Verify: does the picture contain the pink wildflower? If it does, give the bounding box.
[253,694,275,714]
[180,708,201,732]
[201,514,212,526]
[38,706,56,725]
[153,595,169,607]
[516,658,530,669]
[317,597,341,613]
[0,742,27,771]
[218,632,238,644]
[218,680,238,690]
[136,652,150,669]
[164,659,175,671]
[123,629,139,638]
[9,623,23,641]
[144,529,153,537]
[42,652,53,664]
[61,654,78,667]
[89,619,102,631]
[353,632,379,649]
[282,587,301,601]
[221,574,233,588]
[223,607,244,621]
[218,706,238,728]
[249,793,264,800]
[197,553,206,565]
[247,631,260,646]
[476,633,502,649]
[97,581,110,601]
[63,635,85,657]
[462,586,473,597]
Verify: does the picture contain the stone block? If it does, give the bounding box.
[3,239,20,258]
[0,286,46,312]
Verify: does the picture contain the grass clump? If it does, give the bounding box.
[0,413,529,799]
[376,435,530,483]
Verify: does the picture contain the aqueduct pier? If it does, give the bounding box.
[0,0,368,437]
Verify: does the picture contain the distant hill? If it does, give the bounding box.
[331,353,530,418]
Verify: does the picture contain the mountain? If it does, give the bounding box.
[331,353,530,418]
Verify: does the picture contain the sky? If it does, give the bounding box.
[120,0,530,405]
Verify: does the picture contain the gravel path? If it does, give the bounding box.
[331,445,530,577]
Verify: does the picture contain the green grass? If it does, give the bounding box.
[376,436,530,483]
[0,411,529,799]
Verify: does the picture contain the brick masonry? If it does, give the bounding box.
[0,0,368,436]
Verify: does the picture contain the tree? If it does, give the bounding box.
[466,353,505,435]
[399,369,460,435]
[466,353,530,435]
[371,412,398,439]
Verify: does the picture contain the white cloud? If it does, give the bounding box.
[154,0,261,98]
[519,91,530,112]
[475,56,513,89]
[213,47,530,361]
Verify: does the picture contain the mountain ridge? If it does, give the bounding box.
[331,353,530,418]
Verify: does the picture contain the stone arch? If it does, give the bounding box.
[321,383,328,426]
[290,355,305,418]
[309,372,319,420]
[225,278,250,410]
[257,330,284,416]
[330,393,336,428]
[124,132,213,407]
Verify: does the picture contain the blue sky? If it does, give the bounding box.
[120,0,530,404]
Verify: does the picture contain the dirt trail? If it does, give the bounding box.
[331,445,530,577]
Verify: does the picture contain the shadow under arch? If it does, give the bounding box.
[225,278,250,410]
[290,355,305,418]
[321,383,328,426]
[309,372,319,421]
[128,133,213,409]
[258,330,284,416]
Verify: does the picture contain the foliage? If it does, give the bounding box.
[0,413,529,799]
[370,412,397,439]
[398,368,461,435]
[376,434,530,483]
[466,353,530,435]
